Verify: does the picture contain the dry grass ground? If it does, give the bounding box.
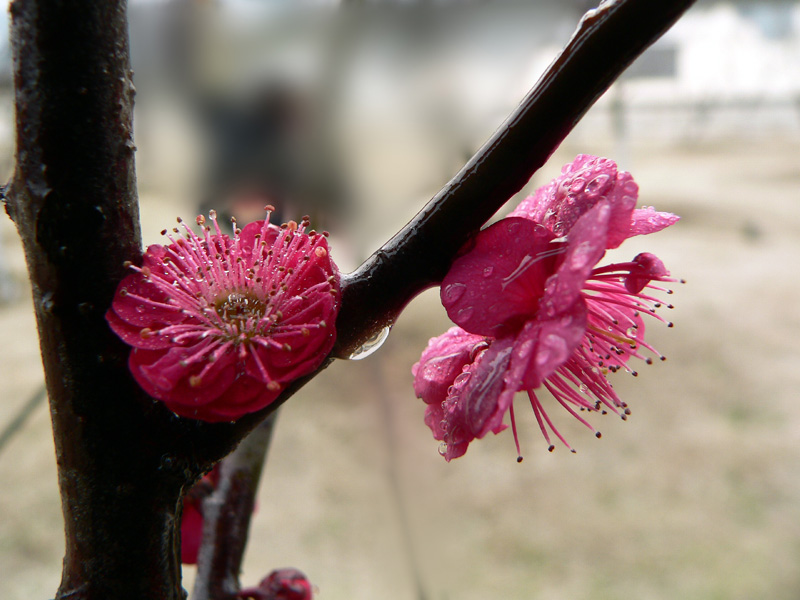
[2,133,800,599]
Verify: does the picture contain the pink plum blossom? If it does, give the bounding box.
[413,155,679,460]
[238,569,314,600]
[180,466,219,565]
[106,209,340,422]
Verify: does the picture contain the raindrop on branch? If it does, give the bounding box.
[347,326,392,361]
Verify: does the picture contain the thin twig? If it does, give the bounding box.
[191,413,279,600]
[0,384,46,456]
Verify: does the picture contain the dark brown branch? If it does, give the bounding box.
[6,1,200,598]
[191,414,278,600]
[333,0,698,357]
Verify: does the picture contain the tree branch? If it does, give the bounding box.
[333,0,697,357]
[6,1,203,598]
[191,414,279,600]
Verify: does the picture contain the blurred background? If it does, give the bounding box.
[1,1,800,598]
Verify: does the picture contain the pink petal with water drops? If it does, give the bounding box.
[511,155,638,248]
[629,206,680,238]
[538,201,610,319]
[505,300,588,391]
[424,402,469,461]
[412,327,485,406]
[457,335,515,438]
[424,337,511,461]
[441,217,559,337]
[105,305,177,350]
[508,181,554,223]
[600,172,639,249]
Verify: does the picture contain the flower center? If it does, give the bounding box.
[214,292,268,331]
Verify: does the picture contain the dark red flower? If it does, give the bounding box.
[106,210,340,422]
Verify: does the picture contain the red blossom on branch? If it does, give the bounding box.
[237,569,314,600]
[413,155,680,460]
[106,210,340,422]
[180,467,220,565]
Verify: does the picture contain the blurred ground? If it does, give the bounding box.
[2,3,800,600]
[2,132,800,599]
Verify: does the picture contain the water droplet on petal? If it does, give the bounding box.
[569,178,585,193]
[438,442,448,456]
[347,326,392,360]
[443,283,466,302]
[454,372,471,386]
[586,174,610,194]
[457,307,474,322]
[626,327,638,338]
[483,266,494,278]
[579,383,589,394]
[569,241,593,269]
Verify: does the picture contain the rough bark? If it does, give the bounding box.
[7,1,215,598]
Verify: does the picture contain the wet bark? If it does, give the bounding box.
[5,1,239,598]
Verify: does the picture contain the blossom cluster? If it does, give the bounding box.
[412,155,680,460]
[106,209,340,422]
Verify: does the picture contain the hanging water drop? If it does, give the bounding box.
[347,325,392,360]
[438,442,448,456]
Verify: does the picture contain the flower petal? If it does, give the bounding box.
[105,306,176,350]
[130,342,237,406]
[456,335,515,438]
[539,202,610,318]
[412,327,485,406]
[441,218,559,337]
[110,271,182,329]
[185,377,277,422]
[505,300,588,391]
[629,207,680,237]
[511,155,638,248]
